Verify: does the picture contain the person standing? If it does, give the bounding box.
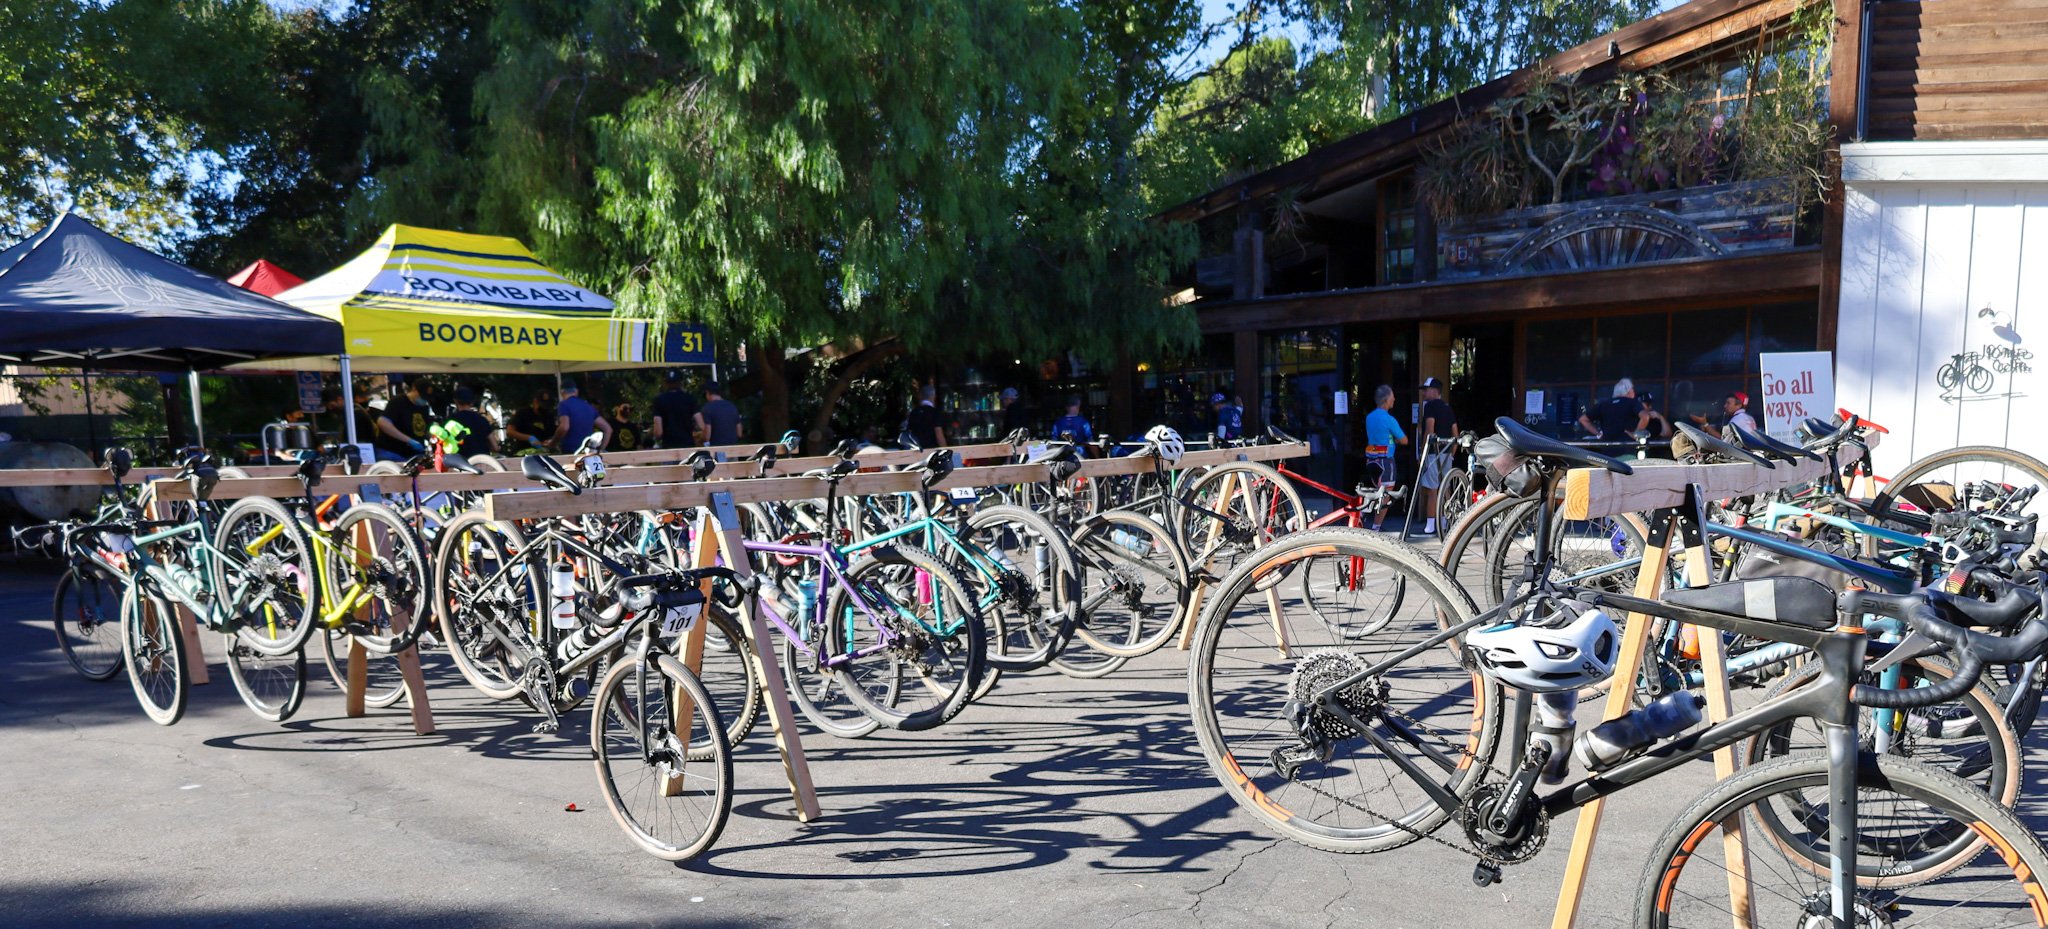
[321,385,379,457]
[1576,377,1650,442]
[1638,392,1673,438]
[1722,391,1758,433]
[504,388,555,453]
[1211,392,1243,442]
[1416,377,1460,535]
[610,402,643,451]
[1051,396,1094,445]
[550,380,612,451]
[905,383,945,448]
[447,386,498,459]
[999,387,1032,435]
[1364,384,1408,531]
[697,381,741,446]
[373,379,431,462]
[650,369,700,449]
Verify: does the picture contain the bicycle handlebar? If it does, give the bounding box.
[1838,586,2048,707]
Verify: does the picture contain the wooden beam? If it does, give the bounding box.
[1560,442,1866,520]
[483,443,1310,522]
[1195,250,1822,334]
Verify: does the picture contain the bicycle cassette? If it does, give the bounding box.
[1287,650,1385,741]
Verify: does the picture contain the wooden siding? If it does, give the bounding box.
[1866,0,2048,140]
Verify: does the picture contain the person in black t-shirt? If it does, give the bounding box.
[504,389,556,453]
[998,387,1032,436]
[1416,377,1461,534]
[448,386,497,459]
[905,383,945,448]
[1576,377,1651,442]
[650,370,700,449]
[374,380,432,461]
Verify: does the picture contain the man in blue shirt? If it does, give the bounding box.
[1051,396,1094,446]
[550,380,612,452]
[1211,393,1243,441]
[1363,384,1408,530]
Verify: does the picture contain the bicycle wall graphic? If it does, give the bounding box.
[1937,343,2032,402]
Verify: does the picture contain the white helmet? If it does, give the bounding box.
[1144,425,1185,464]
[1465,601,1619,693]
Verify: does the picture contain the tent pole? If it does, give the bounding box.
[340,354,358,446]
[82,371,99,458]
[187,369,205,449]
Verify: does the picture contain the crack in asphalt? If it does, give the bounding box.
[1185,838,1281,926]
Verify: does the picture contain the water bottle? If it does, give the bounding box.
[798,578,819,619]
[1532,691,1578,784]
[1572,692,1705,772]
[1112,528,1150,556]
[550,562,578,629]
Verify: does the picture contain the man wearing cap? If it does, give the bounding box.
[448,386,498,459]
[1722,391,1758,433]
[1212,392,1243,441]
[1417,377,1459,534]
[549,380,612,452]
[999,387,1032,435]
[650,369,700,449]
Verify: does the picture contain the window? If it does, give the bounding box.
[1380,175,1418,285]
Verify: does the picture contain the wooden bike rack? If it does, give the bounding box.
[1548,446,1863,929]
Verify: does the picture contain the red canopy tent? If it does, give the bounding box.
[226,259,304,297]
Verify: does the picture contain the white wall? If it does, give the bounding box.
[1836,140,2048,477]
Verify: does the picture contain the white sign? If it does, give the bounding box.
[296,372,324,413]
[1524,390,1545,417]
[1759,351,1834,441]
[1332,391,1349,415]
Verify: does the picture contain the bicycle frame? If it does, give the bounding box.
[734,537,924,670]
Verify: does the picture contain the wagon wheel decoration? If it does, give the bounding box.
[1494,204,1727,275]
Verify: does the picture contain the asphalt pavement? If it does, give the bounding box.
[3,560,2041,929]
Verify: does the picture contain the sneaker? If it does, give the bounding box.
[1422,519,1436,534]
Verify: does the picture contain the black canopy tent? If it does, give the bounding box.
[0,214,343,447]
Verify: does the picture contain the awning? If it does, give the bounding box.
[226,258,305,297]
[249,224,712,374]
[0,214,343,370]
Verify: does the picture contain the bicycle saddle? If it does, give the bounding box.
[295,454,326,488]
[1490,417,1632,474]
[1027,442,1078,465]
[1265,424,1301,445]
[179,455,219,502]
[521,454,582,494]
[1802,414,1859,450]
[1002,428,1032,447]
[828,438,862,460]
[895,431,923,452]
[915,448,955,488]
[103,447,132,480]
[1661,577,1836,630]
[685,450,718,481]
[443,453,481,475]
[1673,421,1772,468]
[1729,423,1819,463]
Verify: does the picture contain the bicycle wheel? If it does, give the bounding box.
[592,651,732,862]
[224,633,306,722]
[431,512,533,700]
[1745,656,2019,888]
[683,608,763,759]
[1880,445,2048,523]
[827,545,986,732]
[318,628,407,708]
[956,505,1079,673]
[1434,468,1473,542]
[1436,492,1526,610]
[1299,547,1407,639]
[54,565,125,680]
[326,502,430,652]
[1069,510,1192,659]
[1176,461,1306,577]
[1190,527,1501,854]
[1638,753,2048,928]
[763,557,883,740]
[121,585,187,726]
[210,497,321,657]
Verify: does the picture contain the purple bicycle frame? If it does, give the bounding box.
[726,537,903,669]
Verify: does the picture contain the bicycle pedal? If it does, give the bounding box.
[1471,860,1502,887]
[530,719,559,735]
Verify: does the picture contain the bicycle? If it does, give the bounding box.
[1189,424,2048,926]
[15,447,145,681]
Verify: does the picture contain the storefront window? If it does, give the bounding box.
[1261,328,1343,487]
[1381,175,1418,285]
[1141,333,1234,439]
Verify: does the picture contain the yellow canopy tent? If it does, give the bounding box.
[245,224,712,445]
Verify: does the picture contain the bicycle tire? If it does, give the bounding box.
[1436,492,1524,609]
[122,585,188,726]
[327,501,430,653]
[957,504,1080,673]
[1637,752,2048,928]
[1879,444,2048,517]
[211,496,322,657]
[431,511,531,701]
[1434,468,1473,542]
[467,454,506,472]
[1069,510,1192,659]
[1745,655,2019,888]
[591,651,732,862]
[1175,461,1306,578]
[1190,527,1500,853]
[828,545,987,732]
[224,633,307,722]
[54,565,125,681]
[685,607,763,759]
[318,628,407,709]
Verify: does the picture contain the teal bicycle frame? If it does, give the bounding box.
[838,491,1016,635]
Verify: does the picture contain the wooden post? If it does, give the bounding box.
[140,493,210,686]
[1551,485,1748,929]
[708,491,821,821]
[340,499,435,734]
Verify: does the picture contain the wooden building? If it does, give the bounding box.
[1834,0,2048,475]
[1140,0,1838,487]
